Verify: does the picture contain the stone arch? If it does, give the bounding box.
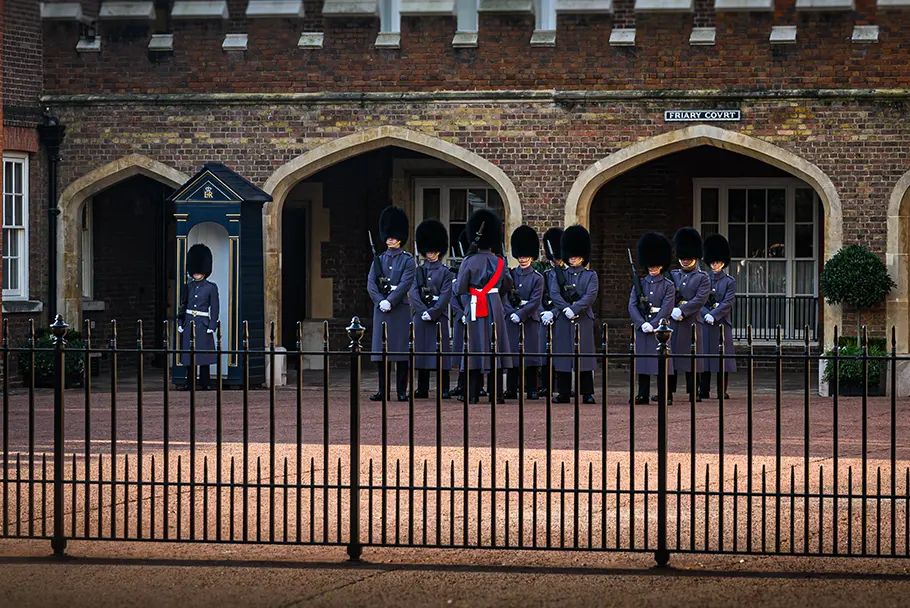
[564,124,843,354]
[57,154,189,323]
[886,170,910,394]
[262,125,523,338]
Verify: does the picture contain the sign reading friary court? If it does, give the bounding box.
[664,109,742,122]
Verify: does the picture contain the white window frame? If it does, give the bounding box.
[534,0,556,30]
[380,0,401,33]
[82,198,94,299]
[457,0,479,32]
[414,178,503,260]
[2,153,29,300]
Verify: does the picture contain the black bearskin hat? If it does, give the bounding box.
[186,243,213,278]
[637,232,672,270]
[379,206,409,245]
[543,227,564,261]
[465,208,502,252]
[703,233,731,266]
[415,219,449,257]
[561,225,591,265]
[510,225,540,260]
[673,227,703,260]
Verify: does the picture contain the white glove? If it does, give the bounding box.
[421,311,432,322]
[563,307,576,320]
[705,313,715,325]
[379,300,392,313]
[177,325,184,334]
[541,311,554,325]
[461,315,468,325]
[641,322,654,334]
[510,313,521,324]
[207,329,215,334]
[671,307,683,321]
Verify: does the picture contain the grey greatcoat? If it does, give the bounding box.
[454,251,514,371]
[409,259,453,369]
[700,272,737,373]
[549,266,599,373]
[504,265,545,367]
[179,279,220,366]
[368,247,416,362]
[670,268,711,373]
[628,273,676,376]
[538,268,556,359]
[450,284,467,368]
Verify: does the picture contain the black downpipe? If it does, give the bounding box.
[37,109,67,321]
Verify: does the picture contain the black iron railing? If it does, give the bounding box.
[732,295,819,342]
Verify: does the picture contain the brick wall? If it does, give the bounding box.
[5,0,40,125]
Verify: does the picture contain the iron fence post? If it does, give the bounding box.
[50,314,69,556]
[654,318,672,567]
[347,317,365,562]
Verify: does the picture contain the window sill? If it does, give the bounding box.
[2,300,44,314]
[82,300,107,312]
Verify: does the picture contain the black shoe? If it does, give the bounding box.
[502,390,518,400]
[496,394,506,404]
[527,391,539,400]
[553,394,570,404]
[175,384,190,392]
[695,394,703,403]
[479,388,488,397]
[369,393,388,402]
[724,392,730,400]
[583,394,596,404]
[414,390,429,399]
[450,387,463,397]
[397,394,408,402]
[697,392,710,401]
[442,391,451,399]
[651,395,658,402]
[634,394,649,405]
[668,396,673,405]
[469,397,479,405]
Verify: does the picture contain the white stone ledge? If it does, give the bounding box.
[852,24,879,43]
[172,0,230,19]
[77,37,102,52]
[222,33,248,50]
[322,0,379,16]
[689,26,715,45]
[400,0,456,14]
[795,0,854,9]
[530,29,556,46]
[245,0,305,17]
[714,0,772,10]
[478,0,534,12]
[2,300,44,314]
[555,0,613,12]
[635,0,693,11]
[148,33,174,50]
[99,1,155,20]
[375,32,401,48]
[769,25,797,44]
[298,32,324,48]
[452,31,479,47]
[878,0,910,6]
[40,2,84,20]
[609,27,636,46]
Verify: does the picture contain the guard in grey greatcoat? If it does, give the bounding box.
[177,243,220,390]
[449,230,470,398]
[368,206,416,402]
[409,218,453,399]
[669,227,710,401]
[550,225,599,404]
[698,233,737,400]
[629,233,675,404]
[538,227,563,395]
[454,208,514,404]
[504,225,544,400]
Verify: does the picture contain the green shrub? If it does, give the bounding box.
[822,343,888,386]
[820,245,895,338]
[18,328,86,380]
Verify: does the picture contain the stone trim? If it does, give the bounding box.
[172,0,230,19]
[298,32,324,48]
[770,25,797,44]
[77,37,102,52]
[885,169,910,395]
[82,300,107,312]
[2,300,44,314]
[478,0,534,12]
[400,0,456,14]
[878,0,910,6]
[223,33,249,50]
[714,0,772,9]
[634,0,694,11]
[609,28,636,46]
[555,0,613,12]
[530,30,557,47]
[375,32,401,48]
[851,25,879,43]
[452,31,479,47]
[148,34,174,51]
[99,1,156,19]
[689,27,716,45]
[794,0,854,9]
[322,0,379,15]
[40,2,85,20]
[245,0,305,18]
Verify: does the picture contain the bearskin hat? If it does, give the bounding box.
[465,208,502,252]
[379,206,409,245]
[510,225,540,260]
[673,227,703,260]
[542,227,564,261]
[561,225,592,265]
[637,232,672,270]
[415,219,449,257]
[186,243,213,278]
[703,233,731,266]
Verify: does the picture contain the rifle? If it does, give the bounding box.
[701,260,718,310]
[466,220,486,256]
[507,268,522,309]
[368,231,392,297]
[547,240,579,304]
[415,242,435,307]
[628,248,649,318]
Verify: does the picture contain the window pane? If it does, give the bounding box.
[3,162,12,194]
[729,189,746,222]
[795,261,816,295]
[421,188,440,220]
[748,189,766,222]
[487,189,504,218]
[795,188,815,223]
[701,223,718,239]
[468,189,487,213]
[449,189,467,222]
[7,258,18,291]
[729,260,746,293]
[747,261,767,294]
[767,261,786,294]
[747,224,766,258]
[7,231,17,256]
[2,259,9,291]
[795,224,814,258]
[13,163,22,194]
[768,224,786,258]
[729,225,746,258]
[449,223,467,256]
[701,188,719,222]
[767,189,785,222]
[13,195,23,227]
[3,195,12,226]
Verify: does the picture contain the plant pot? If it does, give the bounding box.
[838,373,886,397]
[30,370,84,389]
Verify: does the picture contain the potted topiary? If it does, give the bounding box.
[18,328,86,388]
[819,245,895,396]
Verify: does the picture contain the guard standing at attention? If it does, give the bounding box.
[669,227,710,401]
[449,230,470,398]
[177,243,220,391]
[538,227,563,395]
[698,233,737,400]
[368,206,415,402]
[504,225,544,400]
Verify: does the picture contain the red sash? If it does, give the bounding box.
[469,257,505,319]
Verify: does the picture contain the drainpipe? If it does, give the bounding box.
[37,109,66,321]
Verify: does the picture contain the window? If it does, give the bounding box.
[414,179,505,260]
[695,179,820,340]
[82,199,94,299]
[380,0,401,33]
[3,154,29,299]
[457,0,478,32]
[534,0,555,31]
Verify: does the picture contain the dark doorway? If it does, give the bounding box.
[282,203,308,359]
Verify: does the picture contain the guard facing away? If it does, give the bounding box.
[368,206,415,402]
[549,225,599,404]
[669,227,710,402]
[699,233,737,400]
[538,227,563,395]
[409,218,453,399]
[177,243,220,391]
[454,208,514,404]
[504,225,544,400]
[629,232,675,404]
[449,230,470,398]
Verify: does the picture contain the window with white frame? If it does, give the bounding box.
[380,0,401,33]
[3,154,29,299]
[457,0,478,32]
[82,199,94,299]
[534,0,555,31]
[415,178,505,259]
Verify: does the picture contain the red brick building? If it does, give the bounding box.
[9,0,910,391]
